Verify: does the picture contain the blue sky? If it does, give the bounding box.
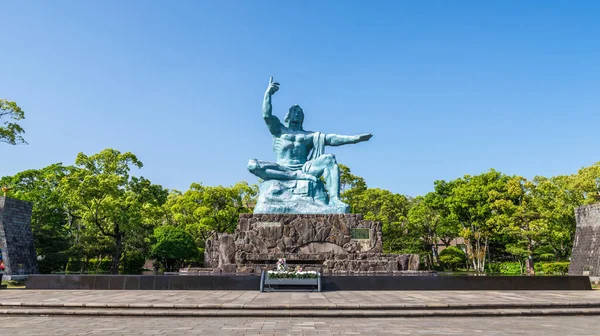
[1,1,599,196]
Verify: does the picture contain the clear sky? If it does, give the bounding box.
[1,1,599,196]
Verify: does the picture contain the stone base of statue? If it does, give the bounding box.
[254,180,349,214]
[205,213,419,274]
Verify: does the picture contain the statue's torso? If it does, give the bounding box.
[272,129,314,166]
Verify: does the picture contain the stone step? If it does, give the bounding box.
[2,302,600,310]
[2,307,600,317]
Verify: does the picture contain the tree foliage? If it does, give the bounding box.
[438,246,466,271]
[445,169,510,273]
[150,226,198,271]
[164,182,257,247]
[1,149,597,275]
[0,164,71,273]
[0,99,27,145]
[60,149,168,274]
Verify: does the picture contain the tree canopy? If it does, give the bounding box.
[2,149,599,275]
[0,99,27,145]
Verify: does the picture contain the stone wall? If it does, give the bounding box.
[569,203,600,277]
[0,197,37,276]
[205,213,418,274]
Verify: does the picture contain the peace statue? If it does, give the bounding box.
[248,77,372,214]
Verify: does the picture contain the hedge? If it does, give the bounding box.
[487,261,569,275]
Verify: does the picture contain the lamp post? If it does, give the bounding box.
[1,186,12,197]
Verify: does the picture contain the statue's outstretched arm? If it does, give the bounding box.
[263,77,283,136]
[325,133,373,146]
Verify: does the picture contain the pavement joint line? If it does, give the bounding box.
[3,308,600,318]
[3,302,600,310]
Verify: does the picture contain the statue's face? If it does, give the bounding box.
[285,105,304,127]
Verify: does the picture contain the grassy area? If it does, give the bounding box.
[1,279,26,289]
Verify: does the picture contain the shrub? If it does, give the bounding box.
[7,279,26,287]
[151,226,198,272]
[120,251,146,274]
[37,253,69,274]
[540,262,570,275]
[66,258,85,273]
[438,247,466,271]
[87,258,112,273]
[488,262,522,274]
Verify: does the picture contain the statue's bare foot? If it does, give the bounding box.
[295,171,318,183]
[329,197,347,206]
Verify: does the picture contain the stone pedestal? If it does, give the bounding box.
[205,213,419,274]
[0,197,37,278]
[569,203,600,277]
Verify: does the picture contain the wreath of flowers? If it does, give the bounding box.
[268,258,318,279]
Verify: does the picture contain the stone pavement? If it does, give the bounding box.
[2,316,600,335]
[2,290,600,318]
[2,290,599,308]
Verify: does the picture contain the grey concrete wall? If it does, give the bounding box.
[25,274,592,290]
[569,203,600,276]
[0,196,37,275]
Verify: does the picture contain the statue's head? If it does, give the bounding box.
[284,105,304,129]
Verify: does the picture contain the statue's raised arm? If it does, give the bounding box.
[262,77,283,136]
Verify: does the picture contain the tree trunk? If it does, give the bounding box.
[432,235,440,266]
[474,238,483,273]
[482,237,488,273]
[95,254,102,274]
[110,230,123,275]
[526,241,535,276]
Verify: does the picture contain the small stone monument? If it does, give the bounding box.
[0,196,37,280]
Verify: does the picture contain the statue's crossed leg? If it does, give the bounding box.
[247,154,342,203]
[247,159,317,182]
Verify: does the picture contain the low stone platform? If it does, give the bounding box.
[24,274,591,290]
[1,289,600,318]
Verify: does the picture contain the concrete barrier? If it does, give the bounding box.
[25,274,591,290]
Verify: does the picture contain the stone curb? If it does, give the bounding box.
[1,308,600,318]
[2,302,600,310]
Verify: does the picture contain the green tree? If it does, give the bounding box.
[408,196,439,268]
[430,180,461,248]
[350,188,415,253]
[534,175,577,261]
[438,246,466,271]
[150,226,198,272]
[61,149,167,274]
[339,164,367,208]
[164,181,257,247]
[0,164,71,273]
[0,99,27,145]
[568,162,600,205]
[408,188,460,269]
[492,176,545,275]
[446,169,510,273]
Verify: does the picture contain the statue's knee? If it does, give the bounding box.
[247,159,259,172]
[323,153,337,164]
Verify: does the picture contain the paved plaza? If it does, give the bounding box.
[2,290,600,308]
[2,290,600,334]
[2,315,600,335]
